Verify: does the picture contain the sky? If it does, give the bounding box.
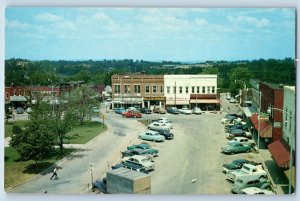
[5,8,296,62]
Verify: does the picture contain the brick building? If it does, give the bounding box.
[259,81,284,142]
[111,74,165,109]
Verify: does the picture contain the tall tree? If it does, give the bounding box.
[228,67,253,95]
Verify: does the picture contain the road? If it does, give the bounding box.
[10,104,145,194]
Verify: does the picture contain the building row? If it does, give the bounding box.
[111,73,220,111]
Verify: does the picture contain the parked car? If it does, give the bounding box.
[153,107,166,114]
[141,108,152,114]
[147,122,170,131]
[192,107,202,115]
[226,163,267,182]
[226,129,246,139]
[239,187,274,195]
[222,159,250,173]
[221,141,252,154]
[228,137,255,147]
[221,115,237,124]
[115,107,126,114]
[167,107,180,114]
[226,93,231,100]
[122,148,159,158]
[112,162,149,174]
[127,107,137,111]
[152,118,173,129]
[26,107,33,114]
[157,130,174,140]
[16,107,24,114]
[127,143,152,151]
[225,124,248,131]
[121,155,155,171]
[138,130,165,142]
[178,107,192,114]
[122,110,142,118]
[232,178,271,194]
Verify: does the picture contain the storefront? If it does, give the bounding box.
[143,97,166,109]
[112,96,143,109]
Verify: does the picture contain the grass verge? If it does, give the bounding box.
[66,121,107,144]
[4,120,29,138]
[4,147,75,190]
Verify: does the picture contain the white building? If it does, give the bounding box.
[283,86,295,151]
[164,74,219,110]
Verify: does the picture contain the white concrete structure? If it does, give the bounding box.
[283,86,295,151]
[164,74,218,107]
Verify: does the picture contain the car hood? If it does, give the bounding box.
[223,163,237,170]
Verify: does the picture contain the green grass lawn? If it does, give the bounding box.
[4,147,75,190]
[4,120,29,138]
[66,121,107,144]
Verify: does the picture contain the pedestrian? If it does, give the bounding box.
[50,167,58,180]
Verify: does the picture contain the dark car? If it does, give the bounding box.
[92,177,107,194]
[157,130,174,140]
[226,113,242,118]
[227,129,246,139]
[225,124,248,132]
[141,108,152,114]
[167,107,180,114]
[122,148,159,157]
[127,143,152,150]
[222,159,249,173]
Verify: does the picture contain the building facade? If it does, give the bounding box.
[282,86,295,151]
[259,81,284,142]
[111,74,165,109]
[164,74,219,110]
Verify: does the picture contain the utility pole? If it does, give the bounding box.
[175,81,177,107]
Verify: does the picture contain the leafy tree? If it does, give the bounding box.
[228,67,253,95]
[68,84,98,125]
[10,120,55,171]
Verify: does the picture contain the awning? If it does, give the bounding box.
[166,100,189,105]
[284,166,295,188]
[243,107,252,117]
[190,99,220,104]
[267,139,290,168]
[249,114,272,138]
[10,96,27,102]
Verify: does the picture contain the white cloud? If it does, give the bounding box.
[6,19,30,29]
[35,12,62,22]
[194,18,208,26]
[228,15,270,28]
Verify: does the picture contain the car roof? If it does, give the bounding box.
[144,129,159,134]
[127,155,150,160]
[233,159,249,163]
[234,137,248,140]
[241,187,273,194]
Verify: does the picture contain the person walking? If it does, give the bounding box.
[50,167,58,180]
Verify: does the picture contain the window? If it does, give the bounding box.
[192,87,195,93]
[124,85,130,93]
[160,86,164,93]
[134,85,140,93]
[173,86,176,94]
[114,84,120,94]
[6,92,9,99]
[167,86,170,94]
[185,86,189,93]
[207,86,211,94]
[179,87,183,94]
[212,86,215,93]
[145,85,150,93]
[197,87,200,93]
[202,86,205,93]
[153,85,157,94]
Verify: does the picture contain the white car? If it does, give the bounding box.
[228,137,255,146]
[192,107,202,114]
[138,130,165,142]
[179,108,192,114]
[229,98,238,103]
[239,187,274,195]
[147,122,171,131]
[121,155,155,171]
[226,94,231,100]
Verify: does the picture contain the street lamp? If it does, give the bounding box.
[267,107,294,194]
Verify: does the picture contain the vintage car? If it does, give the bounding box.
[157,130,174,140]
[178,107,192,114]
[167,107,180,114]
[228,137,255,147]
[147,122,171,131]
[121,155,155,171]
[222,159,250,173]
[221,141,252,154]
[115,107,126,114]
[192,107,202,115]
[122,110,142,118]
[238,187,274,195]
[141,108,152,114]
[153,107,166,114]
[138,130,165,142]
[127,143,152,150]
[122,148,159,157]
[226,129,246,139]
[232,178,271,194]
